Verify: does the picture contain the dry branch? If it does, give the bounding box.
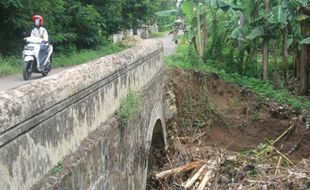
[190,132,207,143]
[196,154,225,190]
[273,148,294,165]
[182,164,207,188]
[273,125,295,145]
[197,170,213,190]
[155,160,207,179]
[275,156,282,175]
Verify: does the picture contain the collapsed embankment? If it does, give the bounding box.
[147,69,310,190]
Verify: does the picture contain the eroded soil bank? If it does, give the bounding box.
[147,69,310,190]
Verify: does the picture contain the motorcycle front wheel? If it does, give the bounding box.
[42,64,51,77]
[23,61,33,80]
[42,56,52,77]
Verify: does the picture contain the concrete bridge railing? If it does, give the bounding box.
[0,39,165,190]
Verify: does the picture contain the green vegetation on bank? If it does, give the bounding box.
[0,44,127,77]
[166,45,310,111]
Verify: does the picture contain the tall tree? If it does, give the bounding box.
[262,0,270,81]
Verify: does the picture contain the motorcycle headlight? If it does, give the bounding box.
[24,46,34,51]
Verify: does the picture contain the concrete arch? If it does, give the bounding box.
[146,100,167,152]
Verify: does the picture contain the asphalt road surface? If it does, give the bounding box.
[0,33,178,91]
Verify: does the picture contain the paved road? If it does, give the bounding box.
[0,67,69,91]
[158,32,177,55]
[0,33,177,91]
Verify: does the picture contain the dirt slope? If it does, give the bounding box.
[147,69,310,190]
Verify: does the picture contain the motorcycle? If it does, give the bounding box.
[22,36,53,80]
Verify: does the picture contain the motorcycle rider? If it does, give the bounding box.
[31,15,48,42]
[30,15,52,71]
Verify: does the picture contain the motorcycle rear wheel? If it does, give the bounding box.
[23,61,32,80]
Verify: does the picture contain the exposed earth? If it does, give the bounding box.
[147,69,310,190]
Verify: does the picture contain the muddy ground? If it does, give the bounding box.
[147,69,310,190]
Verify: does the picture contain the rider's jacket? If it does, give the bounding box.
[31,27,49,42]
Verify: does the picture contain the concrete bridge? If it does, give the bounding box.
[0,39,166,190]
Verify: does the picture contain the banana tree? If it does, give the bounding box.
[270,0,309,86]
[291,1,310,94]
[228,0,305,81]
[261,0,270,81]
[181,0,207,58]
[262,0,309,93]
[181,0,231,58]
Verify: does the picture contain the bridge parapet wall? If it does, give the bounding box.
[0,39,163,190]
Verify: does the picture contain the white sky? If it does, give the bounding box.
[177,0,182,7]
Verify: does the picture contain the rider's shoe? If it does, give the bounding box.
[38,63,45,71]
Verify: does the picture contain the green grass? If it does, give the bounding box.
[149,31,168,38]
[0,44,127,77]
[51,162,63,175]
[166,44,310,111]
[53,44,127,67]
[0,56,24,76]
[117,92,142,127]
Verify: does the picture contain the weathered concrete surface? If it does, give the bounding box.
[0,39,164,190]
[32,71,166,190]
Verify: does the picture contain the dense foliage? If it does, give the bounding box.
[0,0,175,56]
[179,0,310,94]
[156,9,180,31]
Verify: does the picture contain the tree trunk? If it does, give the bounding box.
[273,41,280,89]
[196,7,203,58]
[262,0,270,81]
[203,15,208,53]
[238,11,245,48]
[249,39,256,63]
[192,36,198,54]
[299,45,308,95]
[263,39,269,80]
[295,48,301,79]
[248,1,258,67]
[299,18,310,95]
[238,11,245,73]
[282,26,289,86]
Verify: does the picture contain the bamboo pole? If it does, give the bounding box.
[182,164,207,188]
[155,160,207,179]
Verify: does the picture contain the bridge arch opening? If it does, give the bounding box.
[148,119,166,171]
[147,119,166,189]
[151,119,165,150]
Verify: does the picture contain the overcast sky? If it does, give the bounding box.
[177,0,182,7]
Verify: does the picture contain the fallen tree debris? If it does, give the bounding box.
[182,164,207,188]
[273,124,296,145]
[273,147,294,166]
[275,156,282,175]
[197,154,224,190]
[155,160,207,180]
